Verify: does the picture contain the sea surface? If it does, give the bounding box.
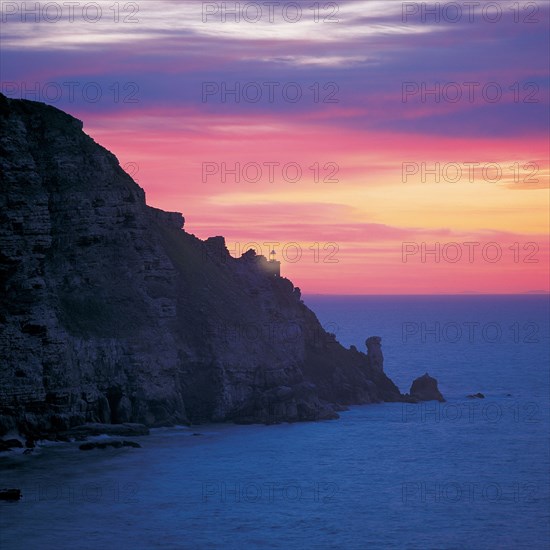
[1,295,549,549]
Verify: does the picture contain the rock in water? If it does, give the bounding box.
[0,438,24,452]
[467,393,485,399]
[79,440,141,451]
[0,93,404,436]
[0,489,22,501]
[409,373,445,402]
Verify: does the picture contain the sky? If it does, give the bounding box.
[1,0,549,294]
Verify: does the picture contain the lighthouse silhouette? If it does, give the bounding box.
[268,249,281,277]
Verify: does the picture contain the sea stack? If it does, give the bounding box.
[409,373,445,402]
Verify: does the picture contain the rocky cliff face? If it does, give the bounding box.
[0,93,402,437]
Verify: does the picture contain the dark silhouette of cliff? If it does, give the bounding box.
[0,93,403,437]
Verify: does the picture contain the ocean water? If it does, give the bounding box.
[1,295,549,549]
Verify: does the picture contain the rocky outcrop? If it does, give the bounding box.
[0,93,404,438]
[0,489,22,501]
[407,373,445,402]
[0,438,23,452]
[79,440,141,451]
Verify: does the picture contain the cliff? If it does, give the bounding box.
[0,93,402,437]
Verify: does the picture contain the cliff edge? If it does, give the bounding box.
[0,94,402,437]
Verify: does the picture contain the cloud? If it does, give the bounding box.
[2,0,548,293]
